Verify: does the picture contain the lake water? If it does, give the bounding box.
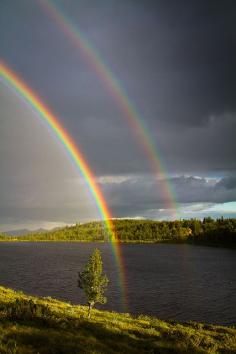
[0,242,235,325]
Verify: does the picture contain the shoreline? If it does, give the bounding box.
[1,239,235,249]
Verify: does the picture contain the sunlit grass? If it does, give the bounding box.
[0,286,235,353]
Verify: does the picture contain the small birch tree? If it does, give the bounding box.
[78,249,108,318]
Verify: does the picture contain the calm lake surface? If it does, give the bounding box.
[0,242,235,325]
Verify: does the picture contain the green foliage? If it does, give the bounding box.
[78,249,108,317]
[0,286,235,353]
[3,298,51,320]
[0,218,236,246]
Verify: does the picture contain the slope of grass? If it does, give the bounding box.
[0,286,235,353]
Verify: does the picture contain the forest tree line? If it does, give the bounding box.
[0,218,235,246]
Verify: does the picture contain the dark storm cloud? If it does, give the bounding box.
[1,0,235,176]
[0,0,235,227]
[73,0,236,126]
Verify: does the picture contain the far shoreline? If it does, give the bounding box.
[1,239,236,249]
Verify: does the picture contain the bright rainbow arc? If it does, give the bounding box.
[0,61,128,310]
[39,0,178,218]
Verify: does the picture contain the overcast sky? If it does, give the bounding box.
[0,0,235,231]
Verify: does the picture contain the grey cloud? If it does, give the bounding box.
[216,176,236,190]
[100,175,236,217]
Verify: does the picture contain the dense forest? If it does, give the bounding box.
[0,218,235,246]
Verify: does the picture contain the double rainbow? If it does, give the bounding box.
[0,61,128,310]
[39,0,178,218]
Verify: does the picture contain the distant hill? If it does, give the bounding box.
[3,227,60,236]
[4,229,35,236]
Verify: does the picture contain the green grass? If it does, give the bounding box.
[0,286,235,353]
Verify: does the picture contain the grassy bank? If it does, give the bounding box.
[0,286,235,353]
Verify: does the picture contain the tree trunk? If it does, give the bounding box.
[88,303,92,319]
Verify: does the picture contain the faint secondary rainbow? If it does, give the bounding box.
[39,0,178,218]
[0,61,128,310]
